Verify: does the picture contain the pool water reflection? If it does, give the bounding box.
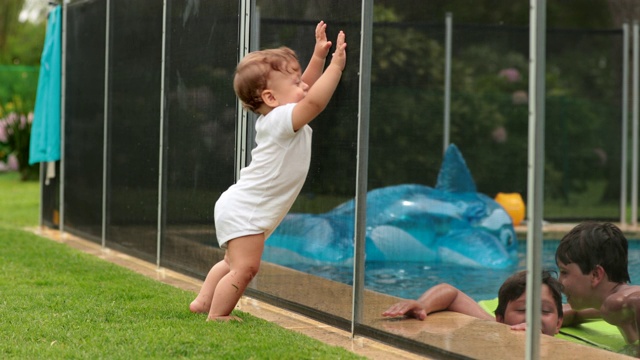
[291,240,640,302]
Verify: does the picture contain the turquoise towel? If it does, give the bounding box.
[29,6,61,164]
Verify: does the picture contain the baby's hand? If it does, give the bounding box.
[330,31,347,71]
[313,21,332,59]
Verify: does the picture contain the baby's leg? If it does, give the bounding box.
[190,254,230,313]
[207,233,264,321]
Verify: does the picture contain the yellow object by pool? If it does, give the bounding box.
[479,298,625,352]
[494,192,525,226]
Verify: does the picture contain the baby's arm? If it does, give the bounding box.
[301,21,332,88]
[382,283,493,321]
[291,30,346,131]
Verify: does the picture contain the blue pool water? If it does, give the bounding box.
[290,240,640,302]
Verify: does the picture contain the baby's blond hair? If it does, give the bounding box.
[233,47,300,113]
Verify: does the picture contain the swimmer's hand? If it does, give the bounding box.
[382,300,427,320]
[509,322,546,334]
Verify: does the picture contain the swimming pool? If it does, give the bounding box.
[290,240,640,302]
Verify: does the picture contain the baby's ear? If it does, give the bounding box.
[261,90,278,107]
[495,314,504,324]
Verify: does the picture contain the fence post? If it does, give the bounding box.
[352,0,373,335]
[443,12,452,155]
[101,0,110,249]
[632,21,639,227]
[621,23,629,226]
[526,0,546,358]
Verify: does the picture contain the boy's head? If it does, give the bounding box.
[494,270,563,336]
[233,47,302,114]
[555,221,630,283]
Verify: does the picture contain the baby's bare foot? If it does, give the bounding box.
[189,299,209,314]
[207,315,243,322]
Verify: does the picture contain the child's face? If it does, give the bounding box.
[557,260,595,310]
[497,284,562,336]
[265,64,308,107]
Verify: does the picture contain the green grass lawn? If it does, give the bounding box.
[0,172,364,360]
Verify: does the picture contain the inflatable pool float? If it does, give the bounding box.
[263,144,519,269]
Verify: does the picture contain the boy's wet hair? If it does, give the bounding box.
[233,47,301,113]
[494,270,563,318]
[555,221,630,283]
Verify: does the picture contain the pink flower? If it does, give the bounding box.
[7,154,18,170]
[512,90,528,105]
[6,112,17,125]
[0,122,7,143]
[492,126,508,143]
[499,68,521,82]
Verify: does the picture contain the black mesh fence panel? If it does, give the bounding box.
[63,0,106,243]
[105,0,163,262]
[366,22,624,223]
[360,1,625,351]
[251,0,362,326]
[159,0,239,277]
[544,28,623,220]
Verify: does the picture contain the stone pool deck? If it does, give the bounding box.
[33,224,637,359]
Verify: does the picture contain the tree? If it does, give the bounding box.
[374,0,613,29]
[0,0,24,56]
[0,0,46,65]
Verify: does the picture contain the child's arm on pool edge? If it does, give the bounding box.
[382,283,493,321]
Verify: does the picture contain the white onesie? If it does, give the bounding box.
[214,103,312,248]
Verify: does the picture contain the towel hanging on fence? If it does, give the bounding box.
[29,5,61,165]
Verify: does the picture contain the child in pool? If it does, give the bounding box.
[190,21,347,321]
[382,270,563,336]
[556,221,640,355]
